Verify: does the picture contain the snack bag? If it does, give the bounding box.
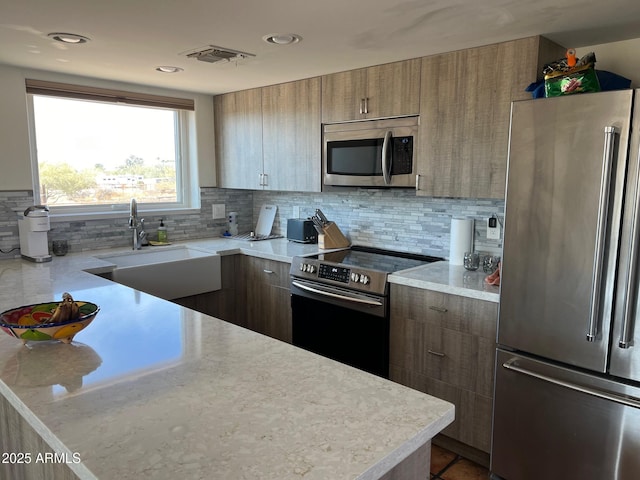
[544,64,601,97]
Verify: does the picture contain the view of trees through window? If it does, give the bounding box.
[32,96,179,207]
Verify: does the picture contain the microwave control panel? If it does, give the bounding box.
[391,136,413,174]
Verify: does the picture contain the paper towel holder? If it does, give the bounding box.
[449,217,474,266]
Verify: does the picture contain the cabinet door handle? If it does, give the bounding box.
[359,98,365,114]
[415,174,420,191]
[363,97,369,114]
[263,269,274,274]
[263,173,269,187]
[428,306,448,313]
[428,349,446,357]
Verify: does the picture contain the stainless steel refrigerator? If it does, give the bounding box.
[491,89,640,480]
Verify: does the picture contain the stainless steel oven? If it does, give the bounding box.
[290,246,442,378]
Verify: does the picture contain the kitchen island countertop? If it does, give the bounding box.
[0,238,454,480]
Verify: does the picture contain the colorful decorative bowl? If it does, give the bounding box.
[0,300,100,345]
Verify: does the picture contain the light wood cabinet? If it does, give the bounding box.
[390,284,498,454]
[242,256,292,343]
[1,394,79,479]
[262,78,321,192]
[321,59,421,122]
[214,87,263,189]
[416,36,565,199]
[215,78,321,192]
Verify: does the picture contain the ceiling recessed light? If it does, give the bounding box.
[263,34,302,45]
[47,32,90,44]
[156,66,184,73]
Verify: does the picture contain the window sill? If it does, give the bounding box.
[49,207,201,223]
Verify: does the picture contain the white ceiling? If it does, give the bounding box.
[2,0,640,95]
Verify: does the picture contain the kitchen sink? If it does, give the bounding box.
[91,246,221,300]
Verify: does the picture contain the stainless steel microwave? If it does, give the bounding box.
[323,116,418,188]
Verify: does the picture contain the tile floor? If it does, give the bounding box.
[430,444,490,480]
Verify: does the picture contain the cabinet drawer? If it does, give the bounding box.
[418,321,496,397]
[392,285,497,339]
[390,315,495,397]
[243,256,290,289]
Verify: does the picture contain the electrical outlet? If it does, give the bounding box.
[487,217,501,240]
[293,206,300,218]
[212,204,226,220]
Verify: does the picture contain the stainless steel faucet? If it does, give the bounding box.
[128,198,147,249]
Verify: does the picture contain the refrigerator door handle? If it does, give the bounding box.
[502,358,640,409]
[619,142,640,349]
[587,126,617,342]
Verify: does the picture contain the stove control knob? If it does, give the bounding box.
[307,265,316,274]
[350,272,360,283]
[360,275,370,285]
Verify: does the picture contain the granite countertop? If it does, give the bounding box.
[389,261,500,303]
[0,238,454,480]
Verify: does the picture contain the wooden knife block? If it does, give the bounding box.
[318,222,350,249]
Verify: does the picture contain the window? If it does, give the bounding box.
[26,80,198,217]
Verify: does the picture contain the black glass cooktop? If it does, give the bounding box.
[312,246,442,274]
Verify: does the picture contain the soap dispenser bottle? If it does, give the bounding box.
[157,219,168,243]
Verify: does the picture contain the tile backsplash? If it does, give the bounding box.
[254,189,504,258]
[1,188,503,261]
[0,189,253,259]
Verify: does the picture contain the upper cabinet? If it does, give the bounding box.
[214,87,263,190]
[214,77,321,192]
[416,36,566,199]
[321,59,421,122]
[262,78,321,192]
[214,36,564,198]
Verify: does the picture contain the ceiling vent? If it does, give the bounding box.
[180,45,255,64]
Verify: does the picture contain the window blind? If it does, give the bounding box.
[25,79,195,111]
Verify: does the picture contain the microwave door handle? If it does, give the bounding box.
[381,130,392,185]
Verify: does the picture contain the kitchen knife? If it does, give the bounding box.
[315,209,329,226]
[311,215,324,230]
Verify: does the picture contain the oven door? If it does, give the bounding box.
[290,278,389,378]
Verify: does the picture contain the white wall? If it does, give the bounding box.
[0,67,34,190]
[582,37,640,88]
[0,65,217,190]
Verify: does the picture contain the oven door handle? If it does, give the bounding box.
[291,280,383,306]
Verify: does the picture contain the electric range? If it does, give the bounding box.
[289,245,443,378]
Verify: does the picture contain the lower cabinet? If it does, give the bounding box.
[241,256,292,343]
[173,255,247,327]
[390,284,498,454]
[173,255,292,344]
